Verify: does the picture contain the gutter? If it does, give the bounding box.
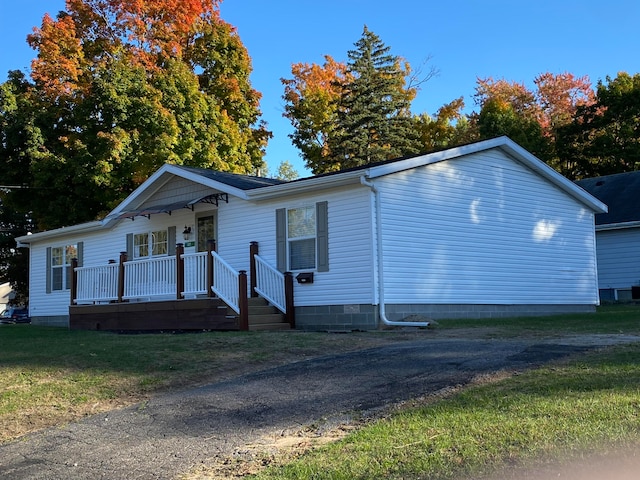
[360,176,429,328]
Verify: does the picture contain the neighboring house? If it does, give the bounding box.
[0,282,15,313]
[16,136,607,331]
[576,171,640,302]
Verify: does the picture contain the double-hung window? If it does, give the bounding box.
[287,206,316,270]
[48,244,78,291]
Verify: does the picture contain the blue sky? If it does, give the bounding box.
[1,1,639,177]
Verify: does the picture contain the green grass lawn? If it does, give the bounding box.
[2,304,640,479]
[0,325,427,443]
[248,305,640,479]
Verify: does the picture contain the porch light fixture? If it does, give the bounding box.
[182,225,192,241]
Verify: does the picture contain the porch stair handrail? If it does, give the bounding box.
[253,254,286,313]
[210,250,240,314]
[74,263,119,304]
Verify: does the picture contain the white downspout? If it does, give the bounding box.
[360,176,429,328]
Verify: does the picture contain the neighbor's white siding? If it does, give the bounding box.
[217,185,375,307]
[378,150,600,305]
[594,227,640,289]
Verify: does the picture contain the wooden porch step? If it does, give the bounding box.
[249,322,291,331]
[245,297,290,331]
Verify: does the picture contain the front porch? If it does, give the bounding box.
[69,242,295,331]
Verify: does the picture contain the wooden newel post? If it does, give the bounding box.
[118,251,127,303]
[70,258,78,305]
[249,241,259,297]
[206,239,216,298]
[284,271,295,328]
[176,243,184,300]
[238,270,249,331]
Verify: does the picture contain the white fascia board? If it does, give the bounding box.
[245,169,365,200]
[15,221,104,246]
[367,136,608,214]
[596,221,640,232]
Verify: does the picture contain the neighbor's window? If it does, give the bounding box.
[51,244,77,291]
[287,206,316,270]
[133,230,168,259]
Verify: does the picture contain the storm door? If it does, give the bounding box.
[196,212,217,252]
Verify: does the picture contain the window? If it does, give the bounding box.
[287,206,316,270]
[50,244,77,291]
[276,202,328,273]
[133,230,168,259]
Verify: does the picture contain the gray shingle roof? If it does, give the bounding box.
[576,171,640,225]
[175,165,286,190]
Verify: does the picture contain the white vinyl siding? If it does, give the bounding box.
[217,188,374,307]
[595,227,640,289]
[378,150,599,305]
[28,209,192,318]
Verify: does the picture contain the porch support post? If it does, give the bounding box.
[284,271,295,328]
[117,251,127,303]
[207,240,216,298]
[176,243,184,300]
[70,258,78,305]
[249,241,259,297]
[238,270,249,331]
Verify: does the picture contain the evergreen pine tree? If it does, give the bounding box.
[330,26,420,168]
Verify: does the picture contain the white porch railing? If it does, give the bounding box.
[72,246,292,328]
[75,263,119,304]
[210,251,240,314]
[254,254,286,313]
[182,251,208,296]
[123,256,176,299]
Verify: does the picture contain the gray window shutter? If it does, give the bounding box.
[126,233,133,260]
[46,247,52,294]
[77,241,84,267]
[276,208,286,272]
[316,201,329,272]
[168,226,176,255]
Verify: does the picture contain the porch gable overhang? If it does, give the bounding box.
[116,193,229,220]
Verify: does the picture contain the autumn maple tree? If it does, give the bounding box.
[472,74,596,174]
[0,0,268,230]
[282,55,350,174]
[556,72,640,178]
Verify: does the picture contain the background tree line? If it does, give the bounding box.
[282,27,640,180]
[1,2,639,302]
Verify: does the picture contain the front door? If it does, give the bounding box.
[197,212,217,252]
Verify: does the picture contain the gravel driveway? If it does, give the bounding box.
[1,333,638,479]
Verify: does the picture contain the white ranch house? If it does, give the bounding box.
[16,137,607,331]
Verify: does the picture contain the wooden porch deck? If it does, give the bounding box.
[69,241,294,332]
[69,297,291,332]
